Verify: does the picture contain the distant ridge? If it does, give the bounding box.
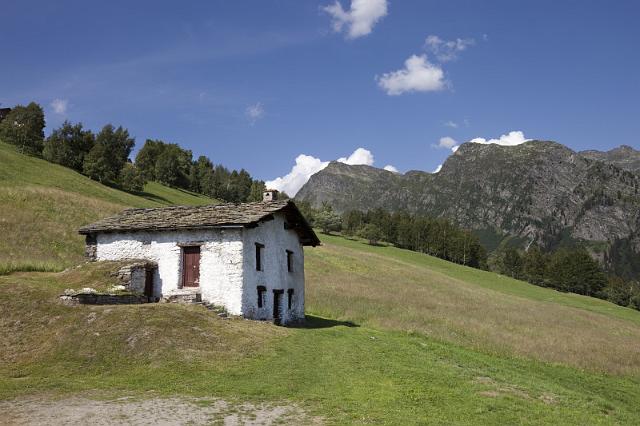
[580,145,640,172]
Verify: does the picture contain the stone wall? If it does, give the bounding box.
[85,234,97,261]
[60,293,149,305]
[111,261,157,294]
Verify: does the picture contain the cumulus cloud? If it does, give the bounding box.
[470,130,531,146]
[377,54,445,95]
[433,164,443,173]
[245,102,264,125]
[383,164,399,173]
[265,154,329,197]
[323,0,388,39]
[266,147,378,196]
[337,147,374,165]
[424,35,475,62]
[433,136,459,153]
[51,98,68,115]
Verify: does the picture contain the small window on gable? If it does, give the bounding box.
[286,250,293,272]
[287,289,294,310]
[257,285,266,308]
[255,243,264,271]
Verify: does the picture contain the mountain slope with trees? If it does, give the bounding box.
[296,141,640,282]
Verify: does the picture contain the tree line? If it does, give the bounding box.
[298,202,489,269]
[493,245,640,310]
[0,102,266,202]
[298,201,640,312]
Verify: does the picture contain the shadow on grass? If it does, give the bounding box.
[292,315,359,329]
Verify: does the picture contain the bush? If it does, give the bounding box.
[119,163,145,192]
[358,224,383,245]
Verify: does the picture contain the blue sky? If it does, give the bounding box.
[1,1,639,194]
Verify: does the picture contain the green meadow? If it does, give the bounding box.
[1,141,640,424]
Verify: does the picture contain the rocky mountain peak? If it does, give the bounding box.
[296,140,640,279]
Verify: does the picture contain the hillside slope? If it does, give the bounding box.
[0,142,216,273]
[2,236,640,424]
[2,143,640,423]
[296,141,640,277]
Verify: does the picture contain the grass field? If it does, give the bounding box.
[1,267,640,424]
[2,142,640,424]
[306,234,640,376]
[0,142,215,274]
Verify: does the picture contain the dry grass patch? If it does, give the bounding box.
[306,242,640,375]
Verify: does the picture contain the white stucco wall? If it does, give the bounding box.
[95,228,245,314]
[93,213,307,324]
[241,213,305,324]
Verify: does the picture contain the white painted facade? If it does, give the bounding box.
[93,212,305,324]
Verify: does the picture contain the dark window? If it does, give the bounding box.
[273,289,284,325]
[286,250,293,272]
[257,285,266,308]
[255,243,264,271]
[287,289,294,309]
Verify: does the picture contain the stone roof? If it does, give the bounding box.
[79,200,320,246]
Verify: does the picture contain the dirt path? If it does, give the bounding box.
[1,395,321,425]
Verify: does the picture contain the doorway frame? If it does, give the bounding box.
[180,245,201,288]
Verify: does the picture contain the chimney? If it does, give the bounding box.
[263,189,279,202]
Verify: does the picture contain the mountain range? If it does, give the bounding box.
[296,141,640,279]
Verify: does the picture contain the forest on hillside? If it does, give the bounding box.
[297,201,640,312]
[0,102,266,203]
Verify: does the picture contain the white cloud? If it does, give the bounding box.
[433,136,459,153]
[265,154,329,197]
[383,164,399,173]
[245,102,264,125]
[266,147,377,196]
[377,54,445,95]
[51,98,68,115]
[424,35,475,62]
[444,120,458,128]
[470,130,531,146]
[437,136,457,149]
[323,0,388,39]
[433,164,443,173]
[337,147,374,165]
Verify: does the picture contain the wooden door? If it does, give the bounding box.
[182,246,200,287]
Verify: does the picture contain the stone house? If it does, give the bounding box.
[78,194,319,325]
